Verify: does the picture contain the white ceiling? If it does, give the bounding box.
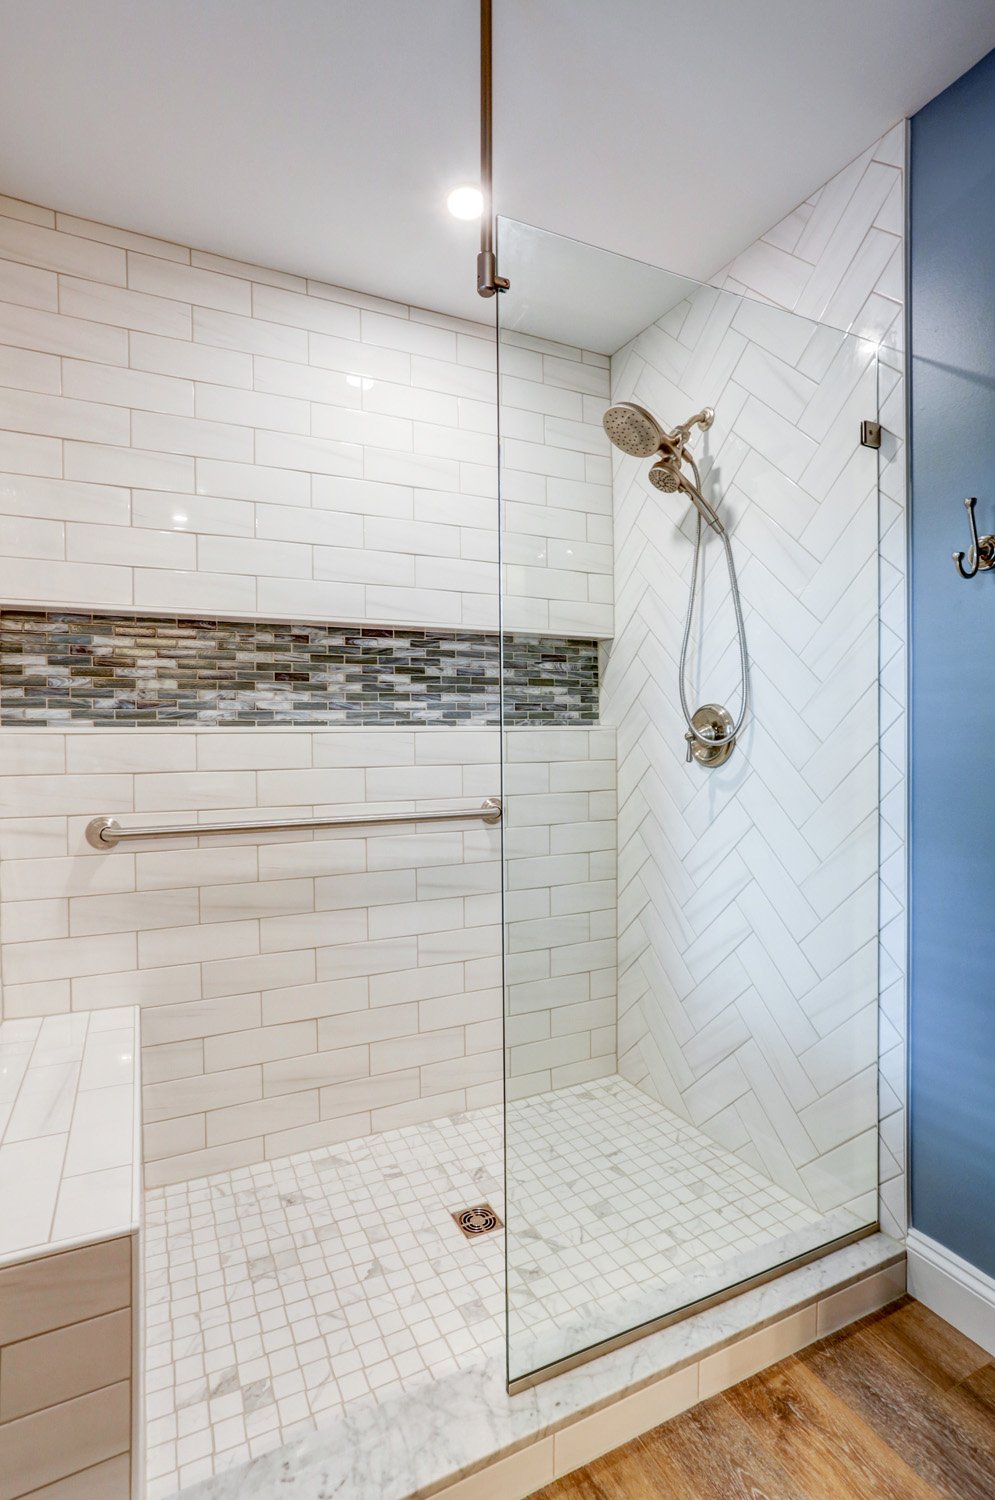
[0,0,994,348]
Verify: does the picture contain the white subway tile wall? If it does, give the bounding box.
[0,195,618,1182]
[0,199,613,638]
[0,726,615,1184]
[504,728,618,1094]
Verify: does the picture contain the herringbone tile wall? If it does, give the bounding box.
[715,123,907,1239]
[602,122,906,1232]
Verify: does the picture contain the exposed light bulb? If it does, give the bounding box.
[447,185,483,221]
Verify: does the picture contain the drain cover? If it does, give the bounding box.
[452,1204,502,1239]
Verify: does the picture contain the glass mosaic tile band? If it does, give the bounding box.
[0,610,599,726]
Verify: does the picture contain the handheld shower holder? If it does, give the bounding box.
[656,407,714,457]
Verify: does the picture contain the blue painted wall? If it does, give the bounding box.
[910,46,995,1278]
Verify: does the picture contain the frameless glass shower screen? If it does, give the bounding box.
[496,219,881,1388]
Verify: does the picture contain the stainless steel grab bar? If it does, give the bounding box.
[85,798,502,849]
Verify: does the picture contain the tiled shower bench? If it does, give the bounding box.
[0,1009,143,1500]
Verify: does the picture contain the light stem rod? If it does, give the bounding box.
[477,0,508,297]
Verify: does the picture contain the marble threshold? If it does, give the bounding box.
[179,1231,905,1500]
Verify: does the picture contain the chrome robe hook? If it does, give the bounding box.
[953,497,995,579]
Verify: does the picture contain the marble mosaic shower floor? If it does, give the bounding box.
[144,1076,860,1497]
[504,1077,863,1380]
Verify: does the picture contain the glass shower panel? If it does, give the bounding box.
[496,219,880,1389]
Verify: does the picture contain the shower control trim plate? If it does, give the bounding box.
[686,704,736,767]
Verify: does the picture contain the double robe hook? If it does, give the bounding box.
[952,496,995,579]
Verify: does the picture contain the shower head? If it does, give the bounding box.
[603,402,715,460]
[604,399,725,533]
[602,402,666,459]
[649,458,682,494]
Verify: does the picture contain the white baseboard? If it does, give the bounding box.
[906,1229,995,1356]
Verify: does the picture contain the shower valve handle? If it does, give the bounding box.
[684,724,715,761]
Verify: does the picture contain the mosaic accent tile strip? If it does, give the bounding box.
[0,611,599,726]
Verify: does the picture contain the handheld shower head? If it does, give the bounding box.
[649,456,725,533]
[602,402,666,458]
[649,458,682,494]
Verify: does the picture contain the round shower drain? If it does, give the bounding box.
[452,1204,502,1238]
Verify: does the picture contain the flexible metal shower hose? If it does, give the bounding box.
[678,453,749,750]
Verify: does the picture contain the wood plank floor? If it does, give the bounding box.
[530,1299,995,1500]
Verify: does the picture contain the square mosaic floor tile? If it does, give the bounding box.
[145,1076,863,1496]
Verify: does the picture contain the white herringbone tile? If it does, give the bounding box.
[605,122,906,1229]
